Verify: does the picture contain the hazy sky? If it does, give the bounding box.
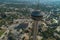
[17,0,60,1]
[10,0,60,1]
[16,0,60,2]
[0,0,60,3]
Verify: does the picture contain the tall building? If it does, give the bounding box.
[31,10,43,40]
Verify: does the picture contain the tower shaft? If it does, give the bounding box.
[33,21,38,40]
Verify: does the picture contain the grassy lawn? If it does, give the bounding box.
[0,29,6,37]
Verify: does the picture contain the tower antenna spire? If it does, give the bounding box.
[36,0,40,10]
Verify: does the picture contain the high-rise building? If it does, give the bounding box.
[31,10,43,40]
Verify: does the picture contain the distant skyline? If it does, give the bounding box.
[0,0,60,4]
[0,0,60,2]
